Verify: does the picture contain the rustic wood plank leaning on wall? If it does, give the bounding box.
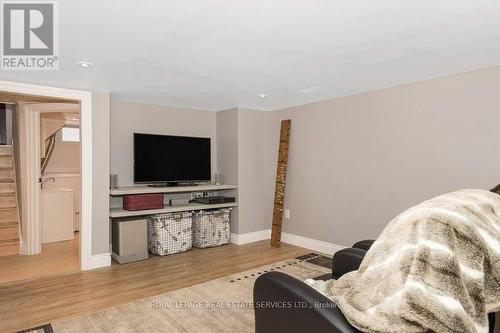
[271,119,291,247]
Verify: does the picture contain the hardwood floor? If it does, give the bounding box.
[0,241,309,332]
[0,233,79,284]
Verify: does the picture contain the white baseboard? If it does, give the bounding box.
[231,229,271,245]
[82,252,111,270]
[281,233,345,255]
[231,229,345,254]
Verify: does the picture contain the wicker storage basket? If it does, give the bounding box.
[193,208,231,248]
[147,212,192,256]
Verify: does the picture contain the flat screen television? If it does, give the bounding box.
[134,133,211,184]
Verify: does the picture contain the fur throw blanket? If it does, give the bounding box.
[306,189,500,333]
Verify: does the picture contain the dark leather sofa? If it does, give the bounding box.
[254,240,496,333]
[253,240,373,333]
[254,271,359,333]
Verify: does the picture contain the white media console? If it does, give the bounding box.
[109,184,238,218]
[109,184,238,264]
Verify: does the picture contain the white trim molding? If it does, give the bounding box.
[231,229,346,254]
[0,80,98,271]
[22,103,79,256]
[230,229,271,245]
[281,233,345,255]
[84,253,112,270]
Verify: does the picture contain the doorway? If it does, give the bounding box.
[0,83,93,284]
[0,100,82,283]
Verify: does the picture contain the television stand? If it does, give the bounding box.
[110,184,238,218]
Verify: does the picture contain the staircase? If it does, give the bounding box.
[0,145,19,256]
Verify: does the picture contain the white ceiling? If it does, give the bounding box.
[1,0,500,111]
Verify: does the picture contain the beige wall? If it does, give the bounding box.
[216,109,238,185]
[216,109,239,232]
[43,131,80,174]
[92,91,111,255]
[110,100,217,186]
[215,108,276,234]
[267,66,500,246]
[237,109,275,234]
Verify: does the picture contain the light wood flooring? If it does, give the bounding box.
[0,240,309,333]
[0,233,80,285]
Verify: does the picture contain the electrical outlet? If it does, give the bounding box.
[284,209,290,219]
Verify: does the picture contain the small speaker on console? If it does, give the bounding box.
[110,174,118,189]
[169,198,190,207]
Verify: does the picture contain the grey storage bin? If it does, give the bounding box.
[147,212,193,256]
[193,208,231,248]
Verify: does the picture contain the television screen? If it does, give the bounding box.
[134,133,211,183]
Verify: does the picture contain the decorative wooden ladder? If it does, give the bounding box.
[0,145,20,256]
[271,119,291,247]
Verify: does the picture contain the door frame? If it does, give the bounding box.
[0,80,94,270]
[24,103,80,256]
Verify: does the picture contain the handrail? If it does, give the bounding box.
[10,138,22,248]
[40,133,56,174]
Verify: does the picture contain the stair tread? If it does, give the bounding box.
[0,239,19,245]
[0,213,16,216]
[0,221,18,227]
[0,222,17,227]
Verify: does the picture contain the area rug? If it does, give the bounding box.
[20,253,331,333]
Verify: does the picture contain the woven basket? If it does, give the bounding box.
[192,208,231,248]
[147,212,192,256]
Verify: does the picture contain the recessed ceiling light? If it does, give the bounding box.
[76,61,93,68]
[258,93,268,98]
[298,86,324,94]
